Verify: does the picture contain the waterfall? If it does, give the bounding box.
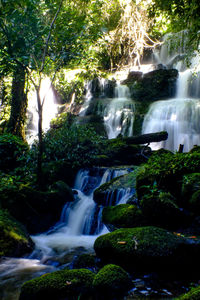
[101,83,135,139]
[142,34,200,152]
[79,78,135,139]
[79,80,93,116]
[31,168,134,259]
[26,78,59,143]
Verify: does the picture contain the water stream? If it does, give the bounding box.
[142,36,200,152]
[0,167,134,299]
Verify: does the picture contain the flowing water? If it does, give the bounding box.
[80,79,135,139]
[102,83,135,139]
[142,35,200,152]
[0,167,135,299]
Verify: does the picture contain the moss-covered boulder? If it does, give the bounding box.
[136,149,200,203]
[93,264,132,298]
[73,254,96,270]
[140,191,189,229]
[94,168,139,205]
[94,226,200,272]
[20,268,95,300]
[123,69,178,101]
[0,209,34,257]
[0,181,74,234]
[102,204,147,231]
[177,285,200,300]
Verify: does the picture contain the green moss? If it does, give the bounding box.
[0,209,33,257]
[73,254,96,269]
[177,285,200,300]
[94,167,140,205]
[20,268,95,300]
[136,150,200,203]
[181,173,200,210]
[102,204,147,230]
[140,191,185,229]
[93,264,132,297]
[94,226,188,270]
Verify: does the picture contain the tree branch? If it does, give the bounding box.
[40,0,63,73]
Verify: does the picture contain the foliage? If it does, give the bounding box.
[42,118,105,168]
[177,285,200,300]
[0,133,29,171]
[150,0,200,47]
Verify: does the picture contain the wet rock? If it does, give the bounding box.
[0,209,34,257]
[94,226,200,272]
[93,264,132,298]
[20,268,95,300]
[123,69,178,101]
[102,204,147,230]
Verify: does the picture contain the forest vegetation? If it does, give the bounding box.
[1,0,200,299]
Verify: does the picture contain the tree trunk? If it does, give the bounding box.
[120,131,168,145]
[36,88,44,188]
[7,66,27,139]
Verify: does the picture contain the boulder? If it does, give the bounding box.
[123,69,178,101]
[140,191,189,229]
[20,268,95,300]
[94,226,200,272]
[0,183,74,234]
[102,204,147,231]
[0,209,34,257]
[93,264,132,298]
[93,168,138,206]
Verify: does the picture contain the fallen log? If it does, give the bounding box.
[118,131,168,145]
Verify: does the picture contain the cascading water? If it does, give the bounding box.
[0,167,135,299]
[103,83,135,139]
[31,168,133,260]
[79,78,135,139]
[142,34,200,152]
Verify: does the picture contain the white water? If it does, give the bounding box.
[32,168,133,260]
[79,80,93,116]
[102,83,135,139]
[142,34,200,152]
[26,78,59,143]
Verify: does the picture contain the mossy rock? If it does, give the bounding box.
[94,168,139,205]
[177,285,200,300]
[102,204,147,231]
[126,69,178,101]
[0,209,34,257]
[140,191,189,229]
[20,268,95,300]
[73,254,96,269]
[136,150,200,203]
[94,226,199,272]
[0,183,74,234]
[93,264,132,298]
